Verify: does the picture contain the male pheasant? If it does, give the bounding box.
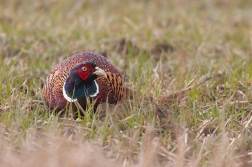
[43,52,126,113]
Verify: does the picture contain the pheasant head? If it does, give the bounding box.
[63,62,106,102]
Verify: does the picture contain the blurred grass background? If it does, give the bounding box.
[1,0,252,166]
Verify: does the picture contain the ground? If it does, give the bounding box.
[1,0,252,166]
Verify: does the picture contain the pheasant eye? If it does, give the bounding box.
[81,67,87,71]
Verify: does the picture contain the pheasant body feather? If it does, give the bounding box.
[43,52,125,111]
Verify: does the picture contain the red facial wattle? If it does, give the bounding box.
[77,64,95,81]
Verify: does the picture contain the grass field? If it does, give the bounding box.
[1,0,252,166]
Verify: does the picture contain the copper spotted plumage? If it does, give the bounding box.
[43,52,126,112]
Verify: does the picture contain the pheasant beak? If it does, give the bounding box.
[93,67,107,77]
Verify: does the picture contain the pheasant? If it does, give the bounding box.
[43,52,126,114]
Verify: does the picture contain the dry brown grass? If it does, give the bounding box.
[0,124,251,167]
